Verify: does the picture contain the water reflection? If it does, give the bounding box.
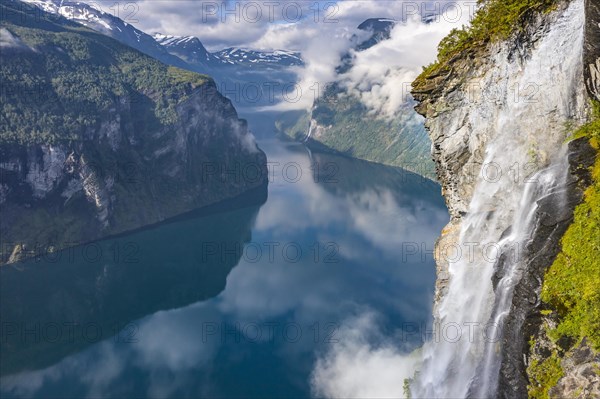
[1,139,448,399]
[0,190,266,376]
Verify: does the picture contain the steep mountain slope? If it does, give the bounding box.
[410,0,599,397]
[153,33,304,113]
[355,17,396,50]
[0,0,267,264]
[279,88,434,179]
[277,18,436,180]
[21,0,190,69]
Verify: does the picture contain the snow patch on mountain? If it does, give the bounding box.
[21,0,189,68]
[22,0,114,32]
[213,47,303,67]
[153,32,303,69]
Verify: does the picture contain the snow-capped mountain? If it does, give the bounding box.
[21,0,189,69]
[153,33,220,68]
[23,0,303,72]
[213,47,303,68]
[154,33,303,69]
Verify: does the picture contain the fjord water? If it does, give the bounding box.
[0,137,448,398]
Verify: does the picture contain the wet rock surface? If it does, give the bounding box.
[498,138,596,399]
[412,0,599,396]
[1,84,268,264]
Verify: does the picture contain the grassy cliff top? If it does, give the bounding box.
[412,0,559,91]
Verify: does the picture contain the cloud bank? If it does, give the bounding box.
[311,311,422,399]
[88,1,475,112]
[339,4,473,117]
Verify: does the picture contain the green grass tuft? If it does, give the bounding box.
[527,351,564,399]
[569,100,600,144]
[413,0,559,89]
[527,100,600,397]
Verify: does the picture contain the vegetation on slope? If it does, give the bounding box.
[277,88,436,180]
[0,1,266,264]
[527,101,600,398]
[540,102,600,350]
[413,0,559,89]
[0,0,211,145]
[527,350,565,399]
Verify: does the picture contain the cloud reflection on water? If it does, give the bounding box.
[0,139,448,398]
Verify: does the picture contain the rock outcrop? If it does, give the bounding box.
[1,83,268,264]
[412,0,599,397]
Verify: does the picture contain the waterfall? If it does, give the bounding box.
[412,0,587,397]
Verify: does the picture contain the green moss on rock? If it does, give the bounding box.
[542,103,600,352]
[413,0,559,90]
[527,101,600,397]
[527,351,564,399]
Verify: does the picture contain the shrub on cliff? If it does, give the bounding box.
[414,0,558,89]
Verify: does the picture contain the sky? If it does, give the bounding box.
[83,1,476,112]
[90,0,475,51]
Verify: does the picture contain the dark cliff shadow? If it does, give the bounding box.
[0,187,267,376]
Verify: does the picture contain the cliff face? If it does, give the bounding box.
[0,0,268,264]
[411,0,599,397]
[1,84,267,264]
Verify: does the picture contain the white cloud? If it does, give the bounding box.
[0,28,35,51]
[311,311,422,399]
[259,1,474,112]
[338,3,474,117]
[89,1,473,112]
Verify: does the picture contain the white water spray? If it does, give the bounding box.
[412,1,587,397]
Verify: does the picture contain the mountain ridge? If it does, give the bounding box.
[153,32,304,69]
